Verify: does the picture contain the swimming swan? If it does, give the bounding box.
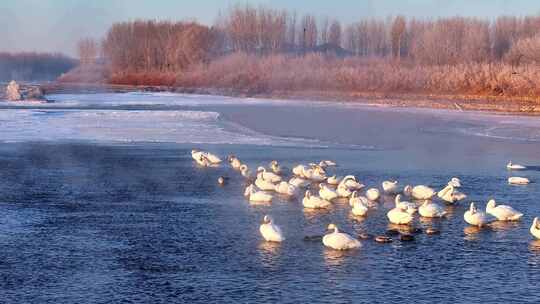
[257,167,282,183]
[485,199,523,221]
[507,161,526,170]
[244,184,273,202]
[382,180,399,194]
[419,200,446,218]
[411,185,436,200]
[437,184,467,203]
[322,224,361,250]
[464,202,494,227]
[255,177,277,191]
[194,154,211,167]
[366,188,380,201]
[275,181,297,196]
[292,164,306,177]
[350,192,369,216]
[327,175,341,186]
[395,194,417,214]
[289,177,310,188]
[531,217,540,239]
[260,215,284,242]
[508,177,530,185]
[319,183,338,201]
[387,204,414,225]
[336,183,353,198]
[341,175,364,190]
[303,190,331,209]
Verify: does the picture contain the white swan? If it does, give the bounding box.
[302,190,331,209]
[382,180,399,194]
[326,175,341,186]
[507,161,526,170]
[289,177,310,188]
[464,202,494,227]
[255,177,277,191]
[204,152,222,164]
[411,185,436,200]
[531,217,540,239]
[275,181,297,196]
[365,188,380,201]
[322,224,361,250]
[269,160,282,175]
[419,200,446,218]
[227,155,242,170]
[341,175,364,190]
[437,184,467,203]
[191,149,203,161]
[244,184,273,202]
[257,167,282,183]
[395,194,417,214]
[387,204,414,225]
[292,164,306,177]
[259,215,284,242]
[303,166,327,182]
[349,191,367,207]
[508,177,530,185]
[350,192,369,216]
[485,199,523,221]
[194,154,211,167]
[336,183,353,198]
[319,183,338,201]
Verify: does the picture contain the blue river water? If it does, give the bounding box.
[1,93,540,303]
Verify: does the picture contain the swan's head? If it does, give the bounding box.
[191,149,199,154]
[257,166,265,173]
[508,161,512,166]
[486,199,496,209]
[263,215,272,224]
[270,160,278,166]
[240,164,248,172]
[305,190,312,198]
[351,191,357,198]
[449,177,461,187]
[327,223,337,232]
[218,176,225,185]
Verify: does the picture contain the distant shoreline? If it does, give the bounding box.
[38,82,540,115]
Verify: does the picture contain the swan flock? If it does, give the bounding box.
[192,151,539,248]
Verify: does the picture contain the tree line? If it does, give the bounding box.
[65,5,540,98]
[0,52,76,82]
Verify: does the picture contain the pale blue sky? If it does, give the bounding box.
[1,0,539,56]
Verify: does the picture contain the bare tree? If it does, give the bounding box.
[391,16,406,59]
[328,20,342,47]
[77,38,98,66]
